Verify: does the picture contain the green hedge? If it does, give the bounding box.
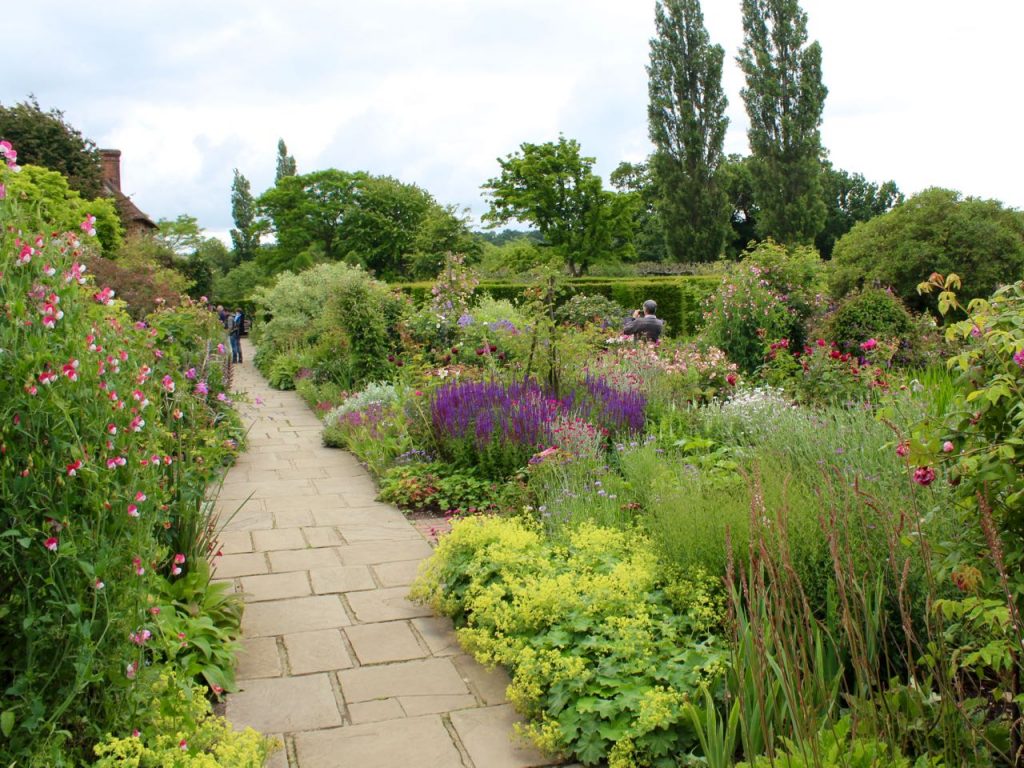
[393,276,719,337]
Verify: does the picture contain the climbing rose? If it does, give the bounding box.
[913,466,936,486]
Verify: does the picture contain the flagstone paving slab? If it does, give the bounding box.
[238,571,311,602]
[224,343,564,768]
[337,657,470,703]
[242,595,351,637]
[283,629,354,674]
[293,716,464,768]
[252,528,307,551]
[235,637,282,680]
[308,564,376,594]
[344,621,427,664]
[450,705,554,768]
[346,585,435,622]
[226,674,342,733]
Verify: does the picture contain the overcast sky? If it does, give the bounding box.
[3,1,1021,239]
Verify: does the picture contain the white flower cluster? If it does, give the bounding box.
[323,381,402,423]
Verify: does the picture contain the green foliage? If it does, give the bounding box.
[735,717,944,767]
[824,287,914,352]
[411,517,726,767]
[699,241,824,372]
[157,214,205,255]
[251,261,405,390]
[267,348,307,390]
[211,259,271,307]
[230,169,263,263]
[555,293,629,330]
[86,235,193,319]
[830,188,1024,312]
[648,0,731,262]
[816,165,903,259]
[150,560,243,694]
[4,163,122,254]
[275,138,297,182]
[482,135,636,276]
[92,670,277,767]
[397,275,718,339]
[378,462,516,515]
[719,154,760,258]
[739,0,828,244]
[0,183,243,763]
[0,96,104,199]
[258,169,469,279]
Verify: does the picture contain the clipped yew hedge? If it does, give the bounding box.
[394,276,718,337]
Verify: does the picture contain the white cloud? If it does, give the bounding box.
[2,0,1022,236]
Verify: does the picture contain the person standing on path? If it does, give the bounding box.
[622,299,664,342]
[228,307,245,364]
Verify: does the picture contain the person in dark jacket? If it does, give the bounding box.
[228,308,244,364]
[622,299,664,342]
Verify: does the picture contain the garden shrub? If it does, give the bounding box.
[251,261,408,390]
[699,242,825,373]
[824,287,914,353]
[830,188,1024,313]
[377,461,518,516]
[411,516,726,767]
[555,293,629,330]
[92,670,277,767]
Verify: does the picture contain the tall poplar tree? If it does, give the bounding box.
[738,0,828,244]
[229,169,260,262]
[275,139,297,182]
[647,0,730,262]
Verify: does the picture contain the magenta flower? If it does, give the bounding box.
[130,416,145,432]
[94,286,115,305]
[80,214,97,237]
[66,459,82,476]
[1014,348,1024,369]
[127,504,139,518]
[135,491,147,502]
[942,440,955,453]
[913,466,937,486]
[129,629,152,645]
[217,343,226,354]
[896,441,909,458]
[194,381,209,396]
[185,367,197,380]
[107,423,118,435]
[44,537,58,552]
[161,375,175,393]
[860,338,878,351]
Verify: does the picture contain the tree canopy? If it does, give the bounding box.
[738,0,827,244]
[258,169,471,279]
[0,96,104,199]
[830,187,1024,311]
[816,165,902,258]
[482,135,635,275]
[230,169,262,263]
[647,0,731,262]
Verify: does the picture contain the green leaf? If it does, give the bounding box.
[1,709,14,737]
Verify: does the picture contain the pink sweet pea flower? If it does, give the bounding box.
[194,381,209,396]
[161,375,175,393]
[125,661,138,680]
[217,343,226,354]
[44,537,58,552]
[135,491,147,502]
[81,214,97,237]
[942,440,955,453]
[185,367,197,380]
[860,338,878,352]
[127,504,139,518]
[66,459,83,476]
[1014,348,1024,369]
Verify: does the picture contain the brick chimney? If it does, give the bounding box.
[100,149,122,192]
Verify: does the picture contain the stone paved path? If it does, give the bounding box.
[219,341,559,768]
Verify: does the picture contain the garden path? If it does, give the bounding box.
[218,340,564,768]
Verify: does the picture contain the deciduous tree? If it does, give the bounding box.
[275,139,297,182]
[0,96,103,199]
[738,0,827,244]
[230,169,262,262]
[482,136,634,275]
[830,188,1024,311]
[816,165,902,258]
[647,0,730,262]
